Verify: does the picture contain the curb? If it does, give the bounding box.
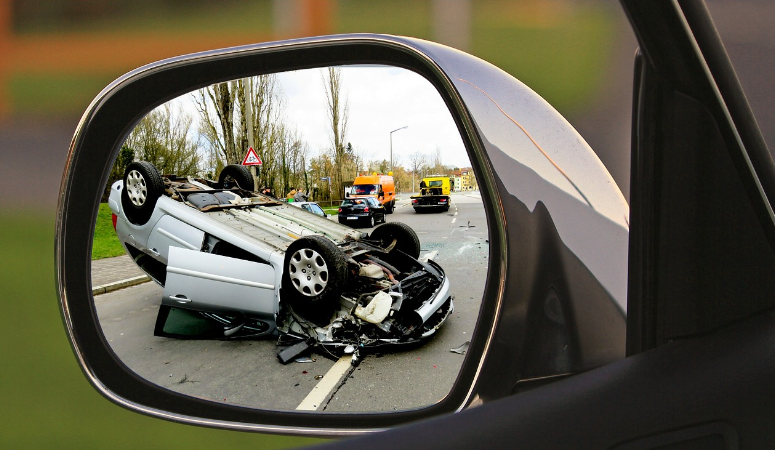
[92,275,151,296]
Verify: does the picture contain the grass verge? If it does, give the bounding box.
[92,203,125,260]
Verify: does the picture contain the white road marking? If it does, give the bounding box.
[451,218,457,224]
[296,355,354,411]
[454,211,458,216]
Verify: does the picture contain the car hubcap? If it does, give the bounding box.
[126,170,148,207]
[288,248,329,296]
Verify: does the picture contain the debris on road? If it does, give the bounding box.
[450,341,470,355]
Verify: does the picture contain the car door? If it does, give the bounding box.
[162,246,277,320]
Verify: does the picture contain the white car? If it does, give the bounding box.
[109,161,453,361]
[289,201,328,218]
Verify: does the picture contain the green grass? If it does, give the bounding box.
[471,4,615,114]
[9,1,616,117]
[9,73,115,116]
[337,0,616,115]
[92,203,126,260]
[0,210,321,449]
[15,1,273,36]
[322,206,340,216]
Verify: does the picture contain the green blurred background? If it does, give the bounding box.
[2,1,771,449]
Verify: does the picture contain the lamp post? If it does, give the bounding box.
[389,125,408,174]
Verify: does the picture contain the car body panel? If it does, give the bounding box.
[163,247,277,320]
[147,215,205,260]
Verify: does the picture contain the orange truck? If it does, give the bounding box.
[348,172,396,213]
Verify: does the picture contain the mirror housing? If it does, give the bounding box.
[57,34,628,434]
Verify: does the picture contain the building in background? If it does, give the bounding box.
[452,167,477,192]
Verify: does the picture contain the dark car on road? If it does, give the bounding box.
[338,197,386,228]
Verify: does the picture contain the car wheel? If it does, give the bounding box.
[369,222,421,258]
[282,235,348,321]
[218,164,254,190]
[121,161,164,226]
[385,201,394,214]
[368,215,375,228]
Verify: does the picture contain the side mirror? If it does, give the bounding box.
[57,34,628,435]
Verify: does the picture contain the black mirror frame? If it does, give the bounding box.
[55,35,507,434]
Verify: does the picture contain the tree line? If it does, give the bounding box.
[105,68,456,203]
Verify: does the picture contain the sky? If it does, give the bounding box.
[169,65,471,171]
[277,65,470,170]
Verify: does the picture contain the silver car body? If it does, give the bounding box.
[107,175,452,348]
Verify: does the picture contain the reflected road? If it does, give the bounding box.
[94,192,488,412]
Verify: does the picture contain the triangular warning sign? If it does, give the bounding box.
[241,147,262,166]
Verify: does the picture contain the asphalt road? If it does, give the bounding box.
[94,192,488,412]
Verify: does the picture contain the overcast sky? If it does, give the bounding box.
[170,65,471,170]
[278,65,470,169]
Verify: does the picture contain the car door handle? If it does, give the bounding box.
[169,294,191,304]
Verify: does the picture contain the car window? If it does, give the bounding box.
[309,204,325,216]
[352,184,377,195]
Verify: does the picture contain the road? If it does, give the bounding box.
[94,192,488,412]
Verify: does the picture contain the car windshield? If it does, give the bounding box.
[428,180,443,187]
[351,184,377,195]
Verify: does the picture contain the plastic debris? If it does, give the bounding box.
[277,340,310,364]
[450,341,470,355]
[295,356,315,363]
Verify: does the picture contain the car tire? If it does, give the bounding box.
[282,235,349,318]
[368,215,375,228]
[369,222,421,258]
[121,161,164,226]
[218,164,254,190]
[385,201,394,214]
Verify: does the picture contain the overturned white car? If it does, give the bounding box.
[108,161,453,362]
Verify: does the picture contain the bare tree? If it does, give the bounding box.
[430,145,449,174]
[408,151,428,193]
[322,67,349,195]
[309,153,335,203]
[124,103,201,176]
[195,74,308,194]
[195,82,239,164]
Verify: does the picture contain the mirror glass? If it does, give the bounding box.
[91,65,489,412]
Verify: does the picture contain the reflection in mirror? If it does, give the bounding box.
[91,65,489,412]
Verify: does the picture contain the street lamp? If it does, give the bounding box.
[389,125,408,174]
